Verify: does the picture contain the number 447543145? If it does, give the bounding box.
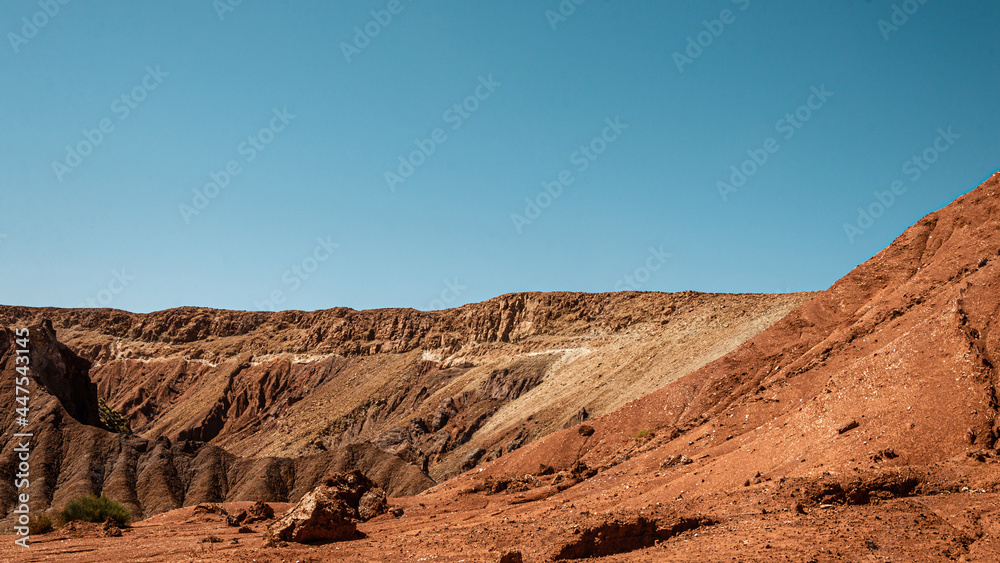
[14,328,30,420]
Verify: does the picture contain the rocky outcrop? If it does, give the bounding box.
[267,470,388,543]
[226,500,275,526]
[0,292,732,362]
[7,321,103,427]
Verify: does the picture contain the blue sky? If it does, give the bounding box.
[1,0,998,313]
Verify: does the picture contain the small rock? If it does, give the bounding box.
[262,535,287,548]
[390,507,405,518]
[201,536,223,543]
[967,449,992,462]
[238,526,253,534]
[578,425,595,437]
[193,503,228,517]
[499,550,523,563]
[870,448,899,462]
[226,505,269,526]
[837,420,860,434]
[569,460,597,478]
[660,454,693,469]
[459,448,487,472]
[245,501,275,523]
[100,519,123,538]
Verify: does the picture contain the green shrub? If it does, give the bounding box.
[635,429,652,440]
[98,397,133,435]
[58,495,131,527]
[28,514,54,535]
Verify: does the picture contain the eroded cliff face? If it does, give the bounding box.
[0,323,432,529]
[0,291,814,483]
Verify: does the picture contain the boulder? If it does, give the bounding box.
[245,500,274,523]
[267,491,357,543]
[266,470,388,543]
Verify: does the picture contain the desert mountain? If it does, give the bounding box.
[0,291,809,527]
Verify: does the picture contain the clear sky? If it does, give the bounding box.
[1,1,998,313]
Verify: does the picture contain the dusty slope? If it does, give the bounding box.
[6,173,995,560]
[0,291,811,482]
[488,170,1000,484]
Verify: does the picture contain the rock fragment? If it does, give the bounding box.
[837,420,859,434]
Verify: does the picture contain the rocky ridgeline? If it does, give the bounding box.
[1,291,752,363]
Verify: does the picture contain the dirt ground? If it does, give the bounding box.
[5,458,1000,562]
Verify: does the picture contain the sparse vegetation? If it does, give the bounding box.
[28,514,54,535]
[98,397,132,435]
[635,429,652,440]
[58,495,131,527]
